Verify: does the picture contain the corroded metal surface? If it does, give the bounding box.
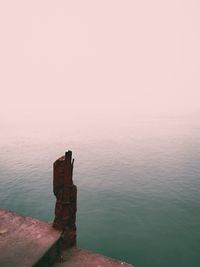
[0,209,61,267]
[53,151,77,249]
[53,247,134,267]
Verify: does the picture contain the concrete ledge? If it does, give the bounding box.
[53,247,134,267]
[0,209,134,267]
[0,209,61,267]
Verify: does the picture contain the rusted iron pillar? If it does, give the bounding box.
[53,151,77,249]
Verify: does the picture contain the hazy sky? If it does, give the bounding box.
[0,0,200,124]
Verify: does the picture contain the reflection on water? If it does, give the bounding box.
[0,115,200,267]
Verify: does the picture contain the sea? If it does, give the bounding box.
[0,114,199,267]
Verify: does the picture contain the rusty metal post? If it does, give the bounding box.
[53,151,77,249]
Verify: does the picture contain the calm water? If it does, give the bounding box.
[0,115,200,267]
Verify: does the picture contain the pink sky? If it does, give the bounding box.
[0,0,200,124]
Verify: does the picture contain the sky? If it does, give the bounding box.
[0,0,200,125]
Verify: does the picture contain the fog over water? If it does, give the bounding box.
[1,0,200,124]
[0,1,200,267]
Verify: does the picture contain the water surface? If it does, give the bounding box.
[0,115,200,267]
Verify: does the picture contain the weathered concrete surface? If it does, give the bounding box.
[0,209,61,267]
[53,247,134,267]
[0,209,134,267]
